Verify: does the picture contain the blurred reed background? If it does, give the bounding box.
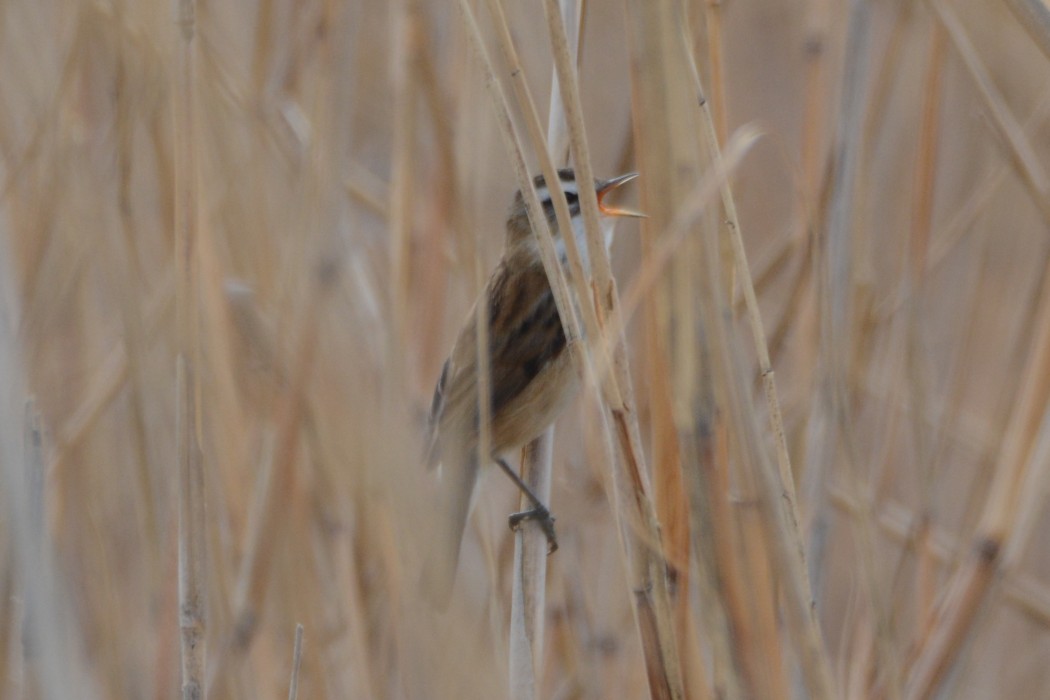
[2,0,1050,698]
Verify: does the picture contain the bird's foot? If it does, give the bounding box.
[509,506,558,554]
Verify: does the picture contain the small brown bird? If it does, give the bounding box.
[421,168,641,603]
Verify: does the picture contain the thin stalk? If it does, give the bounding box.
[484,0,609,385]
[678,15,834,700]
[287,624,304,700]
[173,0,205,698]
[454,0,582,354]
[902,22,947,696]
[509,430,554,700]
[388,0,420,351]
[544,2,690,698]
[508,1,583,694]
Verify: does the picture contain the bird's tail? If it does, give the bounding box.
[419,449,479,607]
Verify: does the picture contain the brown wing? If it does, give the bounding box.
[487,260,566,417]
[421,256,566,603]
[429,257,566,453]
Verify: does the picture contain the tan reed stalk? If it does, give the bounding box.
[620,4,725,698]
[444,19,589,696]
[453,0,581,352]
[543,3,692,698]
[786,0,831,452]
[683,22,819,659]
[388,0,420,352]
[904,20,947,679]
[802,1,885,698]
[508,1,583,691]
[480,0,646,692]
[173,0,206,697]
[544,0,582,164]
[2,390,89,698]
[668,25,769,699]
[615,130,761,699]
[509,430,553,699]
[694,65,836,696]
[174,134,206,698]
[458,9,590,685]
[662,3,831,696]
[807,0,872,570]
[415,25,461,382]
[250,0,276,97]
[287,624,304,700]
[801,0,830,213]
[703,0,728,146]
[481,0,601,354]
[111,20,160,567]
[634,42,695,700]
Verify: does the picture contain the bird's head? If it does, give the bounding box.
[505,169,643,258]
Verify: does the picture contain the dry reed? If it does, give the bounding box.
[2,1,1050,699]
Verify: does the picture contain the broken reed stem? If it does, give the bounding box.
[174,0,205,698]
[287,624,304,700]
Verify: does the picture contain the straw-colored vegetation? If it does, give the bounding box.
[2,0,1050,698]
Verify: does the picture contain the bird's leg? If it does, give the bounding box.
[494,456,558,554]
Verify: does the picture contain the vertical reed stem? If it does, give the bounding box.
[174,1,206,698]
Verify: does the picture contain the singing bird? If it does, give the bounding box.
[422,168,641,603]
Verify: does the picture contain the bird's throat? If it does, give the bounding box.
[555,215,614,277]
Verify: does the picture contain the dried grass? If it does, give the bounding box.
[2,0,1050,698]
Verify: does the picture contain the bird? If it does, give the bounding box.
[420,168,642,604]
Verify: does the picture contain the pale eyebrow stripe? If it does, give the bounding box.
[531,178,579,205]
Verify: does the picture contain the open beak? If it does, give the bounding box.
[597,172,646,218]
